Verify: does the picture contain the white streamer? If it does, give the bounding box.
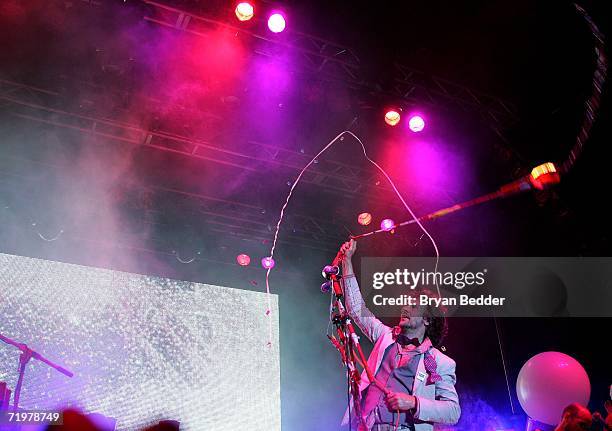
[264,130,441,347]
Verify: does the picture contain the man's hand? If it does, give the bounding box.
[385,392,416,412]
[340,239,357,260]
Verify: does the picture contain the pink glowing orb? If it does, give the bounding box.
[380,218,395,231]
[261,256,276,269]
[235,2,254,21]
[358,212,372,226]
[384,110,401,126]
[516,351,590,425]
[236,253,251,266]
[268,13,286,33]
[408,115,425,132]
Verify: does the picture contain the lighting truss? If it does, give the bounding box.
[1,0,524,252]
[140,0,519,130]
[142,0,364,85]
[393,63,519,130]
[0,155,347,252]
[0,78,416,203]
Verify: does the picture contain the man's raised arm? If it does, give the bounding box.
[340,240,388,343]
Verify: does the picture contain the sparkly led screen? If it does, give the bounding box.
[0,253,280,430]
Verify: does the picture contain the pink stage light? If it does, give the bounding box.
[384,110,401,126]
[268,13,286,33]
[236,253,251,266]
[380,218,395,232]
[235,2,254,21]
[408,115,425,132]
[261,256,276,269]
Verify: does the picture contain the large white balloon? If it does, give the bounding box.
[516,352,590,425]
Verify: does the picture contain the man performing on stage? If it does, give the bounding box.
[340,239,460,430]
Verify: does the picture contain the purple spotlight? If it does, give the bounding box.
[380,218,395,232]
[268,13,286,33]
[261,256,276,269]
[408,115,425,133]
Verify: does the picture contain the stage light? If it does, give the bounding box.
[380,218,395,232]
[261,256,275,269]
[384,110,401,126]
[358,212,372,226]
[408,115,425,132]
[235,2,254,21]
[268,13,286,33]
[236,253,251,266]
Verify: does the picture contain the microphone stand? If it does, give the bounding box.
[0,332,74,412]
[323,254,389,431]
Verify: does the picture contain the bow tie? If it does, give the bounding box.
[395,334,421,346]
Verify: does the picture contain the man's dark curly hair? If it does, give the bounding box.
[425,315,448,348]
[422,288,448,348]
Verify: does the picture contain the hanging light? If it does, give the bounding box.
[268,13,286,33]
[408,115,425,132]
[384,109,401,126]
[235,2,254,21]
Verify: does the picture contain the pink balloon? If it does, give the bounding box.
[516,352,590,425]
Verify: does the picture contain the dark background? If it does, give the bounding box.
[0,0,610,429]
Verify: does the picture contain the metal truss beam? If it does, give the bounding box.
[0,160,345,252]
[55,0,520,139]
[0,78,410,205]
[392,63,519,129]
[35,1,520,171]
[141,0,364,85]
[139,1,518,128]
